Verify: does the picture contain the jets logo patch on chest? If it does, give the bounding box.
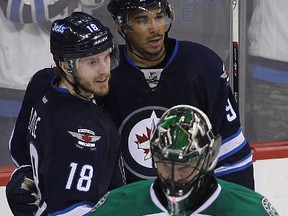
[119,106,167,179]
[68,129,101,150]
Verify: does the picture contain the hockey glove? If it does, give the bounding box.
[6,166,39,216]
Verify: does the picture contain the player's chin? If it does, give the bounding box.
[147,46,163,56]
[94,86,110,97]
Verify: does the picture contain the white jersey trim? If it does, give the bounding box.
[218,130,245,160]
[148,182,222,216]
[214,154,253,175]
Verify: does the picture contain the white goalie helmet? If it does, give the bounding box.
[150,105,222,215]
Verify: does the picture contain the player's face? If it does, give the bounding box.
[123,7,167,61]
[156,160,200,184]
[75,49,111,97]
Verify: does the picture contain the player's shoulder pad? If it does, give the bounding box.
[179,41,229,84]
[30,68,55,83]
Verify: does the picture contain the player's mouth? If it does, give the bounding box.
[97,78,107,82]
[147,36,163,47]
[96,78,108,83]
[95,76,110,85]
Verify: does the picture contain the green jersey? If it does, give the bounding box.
[89,179,278,216]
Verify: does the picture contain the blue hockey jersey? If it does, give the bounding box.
[25,76,124,215]
[101,38,254,189]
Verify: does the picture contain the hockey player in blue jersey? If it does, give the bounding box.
[102,0,254,188]
[6,12,125,215]
[89,105,278,216]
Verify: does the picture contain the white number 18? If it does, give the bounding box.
[65,162,94,192]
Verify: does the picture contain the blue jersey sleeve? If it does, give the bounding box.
[196,50,254,189]
[9,68,54,167]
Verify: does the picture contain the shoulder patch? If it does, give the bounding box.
[90,191,110,212]
[261,197,279,216]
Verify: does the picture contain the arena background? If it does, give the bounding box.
[0,1,287,215]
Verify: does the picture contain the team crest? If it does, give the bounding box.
[119,106,167,179]
[262,198,279,216]
[68,129,101,150]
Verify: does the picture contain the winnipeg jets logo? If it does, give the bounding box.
[135,128,152,160]
[119,106,167,179]
[128,111,158,168]
[68,129,100,150]
[52,23,68,34]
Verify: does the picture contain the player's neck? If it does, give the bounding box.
[58,78,94,101]
[127,45,166,68]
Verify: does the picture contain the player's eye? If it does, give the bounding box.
[89,60,98,65]
[155,13,165,22]
[137,17,149,26]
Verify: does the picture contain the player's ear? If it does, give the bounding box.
[58,61,70,75]
[114,20,126,34]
